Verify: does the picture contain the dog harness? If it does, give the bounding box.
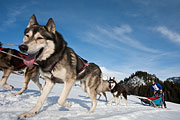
[49,61,58,72]
[78,62,88,74]
[76,56,88,74]
[49,61,88,74]
[15,53,27,69]
[0,47,27,69]
[49,56,88,75]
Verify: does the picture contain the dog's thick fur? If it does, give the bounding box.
[97,80,110,102]
[0,46,42,95]
[18,15,104,118]
[108,78,128,106]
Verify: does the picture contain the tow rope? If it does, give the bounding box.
[0,47,38,66]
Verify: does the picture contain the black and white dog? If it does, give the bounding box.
[18,15,105,118]
[108,78,128,106]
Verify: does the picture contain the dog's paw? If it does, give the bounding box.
[18,112,37,119]
[88,109,95,113]
[64,101,72,108]
[58,100,72,108]
[108,101,112,105]
[13,93,18,96]
[13,91,22,96]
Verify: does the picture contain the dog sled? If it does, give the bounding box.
[139,94,166,108]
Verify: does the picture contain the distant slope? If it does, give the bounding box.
[166,77,180,83]
[124,71,159,87]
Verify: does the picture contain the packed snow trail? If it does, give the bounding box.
[0,72,180,120]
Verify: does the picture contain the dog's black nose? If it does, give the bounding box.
[19,45,28,52]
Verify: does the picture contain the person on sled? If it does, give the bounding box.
[151,80,163,96]
[151,80,167,108]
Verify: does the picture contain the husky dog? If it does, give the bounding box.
[0,43,42,95]
[97,80,110,102]
[18,15,104,118]
[108,78,128,106]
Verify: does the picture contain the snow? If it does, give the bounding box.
[126,76,146,87]
[0,71,180,120]
[167,77,180,83]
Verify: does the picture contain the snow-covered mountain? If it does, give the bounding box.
[0,71,180,120]
[166,77,180,83]
[124,71,158,87]
[125,76,146,87]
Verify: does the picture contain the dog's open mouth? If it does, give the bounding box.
[23,48,43,67]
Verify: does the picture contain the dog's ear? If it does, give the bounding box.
[46,18,56,34]
[27,14,38,27]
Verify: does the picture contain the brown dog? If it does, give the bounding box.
[0,45,42,95]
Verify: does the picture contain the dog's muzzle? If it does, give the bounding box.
[19,45,28,52]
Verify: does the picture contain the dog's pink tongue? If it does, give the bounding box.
[23,54,36,67]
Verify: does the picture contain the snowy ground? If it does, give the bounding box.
[0,71,180,120]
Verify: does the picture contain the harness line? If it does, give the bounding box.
[1,42,20,47]
[0,49,38,65]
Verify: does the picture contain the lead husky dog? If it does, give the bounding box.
[0,43,42,95]
[18,15,103,118]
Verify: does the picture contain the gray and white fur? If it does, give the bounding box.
[18,15,104,118]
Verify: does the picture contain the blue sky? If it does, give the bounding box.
[0,0,180,80]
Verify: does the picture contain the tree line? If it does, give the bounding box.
[121,71,180,104]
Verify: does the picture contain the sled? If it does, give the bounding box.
[139,96,164,107]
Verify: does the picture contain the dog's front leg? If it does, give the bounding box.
[13,77,30,96]
[58,80,75,107]
[97,93,102,100]
[14,68,31,95]
[31,74,43,93]
[115,97,118,105]
[108,97,116,105]
[18,78,55,119]
[0,68,14,90]
[102,92,108,102]
[119,95,122,105]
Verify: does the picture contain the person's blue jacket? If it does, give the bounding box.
[151,83,162,92]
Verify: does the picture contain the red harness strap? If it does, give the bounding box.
[78,62,88,74]
[18,53,27,59]
[49,61,58,72]
[15,53,27,69]
[15,63,25,69]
